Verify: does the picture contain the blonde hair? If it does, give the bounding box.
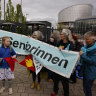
[84,31,96,40]
[32,31,44,40]
[62,29,74,43]
[2,36,11,51]
[2,36,10,45]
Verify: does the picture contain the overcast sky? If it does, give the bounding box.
[1,0,96,26]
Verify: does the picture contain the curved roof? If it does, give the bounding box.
[58,4,93,23]
[59,4,93,14]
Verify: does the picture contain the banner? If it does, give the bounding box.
[33,57,43,75]
[19,55,35,72]
[0,30,79,78]
[4,57,18,72]
[19,55,42,74]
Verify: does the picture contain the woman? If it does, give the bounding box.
[80,31,96,96]
[51,29,74,96]
[31,31,44,91]
[47,31,60,82]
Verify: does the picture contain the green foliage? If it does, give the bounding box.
[5,0,26,35]
[16,26,20,34]
[5,0,15,22]
[15,4,26,35]
[22,16,26,35]
[15,4,22,23]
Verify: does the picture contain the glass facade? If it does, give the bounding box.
[74,18,96,35]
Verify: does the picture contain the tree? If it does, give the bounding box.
[15,4,26,34]
[15,4,26,23]
[5,0,15,22]
[5,0,26,35]
[22,15,26,35]
[15,4,22,23]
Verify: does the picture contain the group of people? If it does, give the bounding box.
[0,29,96,96]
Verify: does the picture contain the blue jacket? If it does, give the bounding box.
[81,42,96,80]
[0,45,17,68]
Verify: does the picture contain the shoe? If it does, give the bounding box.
[51,92,56,96]
[0,87,5,94]
[31,82,35,89]
[69,79,76,84]
[8,88,13,95]
[49,79,53,82]
[37,83,40,91]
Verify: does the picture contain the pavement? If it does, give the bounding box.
[0,56,96,96]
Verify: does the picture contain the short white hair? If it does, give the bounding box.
[84,31,96,40]
[32,31,44,40]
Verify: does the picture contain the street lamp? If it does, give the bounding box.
[4,0,5,22]
[21,0,22,10]
[26,14,29,21]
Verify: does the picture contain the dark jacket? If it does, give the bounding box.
[58,40,74,51]
[47,40,57,47]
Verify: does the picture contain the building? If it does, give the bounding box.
[26,21,52,41]
[58,4,93,29]
[74,16,96,35]
[0,21,24,34]
[0,20,52,41]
